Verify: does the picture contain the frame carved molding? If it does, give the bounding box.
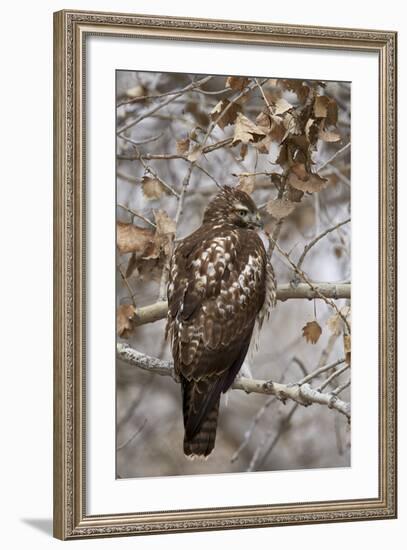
[53,10,397,540]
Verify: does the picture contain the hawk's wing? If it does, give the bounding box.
[166,225,267,437]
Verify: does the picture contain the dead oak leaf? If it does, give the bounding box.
[226,76,250,91]
[266,198,296,220]
[125,210,175,280]
[176,138,190,156]
[117,304,136,338]
[240,143,248,160]
[141,176,167,200]
[210,99,241,130]
[318,128,341,142]
[236,173,255,194]
[314,95,338,126]
[125,84,146,99]
[279,79,310,103]
[302,321,322,344]
[117,222,155,255]
[288,164,328,193]
[232,113,266,145]
[154,209,176,236]
[187,145,203,162]
[327,306,351,336]
[326,314,342,336]
[255,111,286,149]
[274,97,293,115]
[343,334,351,364]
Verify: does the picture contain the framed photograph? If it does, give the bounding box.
[53,9,397,540]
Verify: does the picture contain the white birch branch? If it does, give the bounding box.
[117,343,350,420]
[130,283,350,327]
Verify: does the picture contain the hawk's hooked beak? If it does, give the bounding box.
[249,212,264,229]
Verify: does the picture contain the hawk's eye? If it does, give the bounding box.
[238,209,248,217]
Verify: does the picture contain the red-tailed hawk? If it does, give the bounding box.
[166,186,276,457]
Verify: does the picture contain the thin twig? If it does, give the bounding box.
[298,358,346,385]
[317,142,351,172]
[117,203,156,229]
[118,133,164,147]
[248,403,299,471]
[267,234,351,334]
[117,76,212,134]
[317,363,350,392]
[133,145,180,199]
[297,218,351,270]
[331,378,351,396]
[175,162,195,227]
[117,81,230,107]
[117,265,137,307]
[117,418,147,451]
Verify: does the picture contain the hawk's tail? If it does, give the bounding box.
[181,378,220,458]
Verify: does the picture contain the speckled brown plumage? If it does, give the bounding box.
[166,186,276,457]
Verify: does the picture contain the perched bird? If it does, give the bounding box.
[166,186,276,458]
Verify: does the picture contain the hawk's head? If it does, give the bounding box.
[203,185,263,230]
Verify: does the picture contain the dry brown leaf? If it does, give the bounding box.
[282,112,301,135]
[274,97,293,115]
[327,306,351,337]
[302,320,322,344]
[266,198,296,220]
[334,246,343,258]
[232,113,266,145]
[176,138,190,155]
[184,101,210,127]
[256,111,286,143]
[256,111,272,129]
[187,145,203,162]
[141,176,167,200]
[318,129,341,142]
[117,222,155,255]
[125,84,146,99]
[314,96,338,127]
[117,304,136,338]
[305,118,319,145]
[279,79,310,103]
[287,184,304,203]
[288,165,328,193]
[343,334,351,364]
[154,209,176,258]
[254,135,273,154]
[326,99,339,127]
[240,143,248,160]
[236,174,255,194]
[291,162,309,181]
[314,95,330,118]
[326,313,342,336]
[226,76,250,91]
[210,99,241,130]
[125,211,175,280]
[154,209,176,236]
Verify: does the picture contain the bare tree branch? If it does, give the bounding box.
[128,283,350,327]
[117,203,157,229]
[117,343,351,420]
[117,80,230,108]
[117,76,212,134]
[317,142,351,172]
[248,403,299,471]
[296,217,351,270]
[268,235,351,334]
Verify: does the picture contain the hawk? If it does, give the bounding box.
[166,186,276,458]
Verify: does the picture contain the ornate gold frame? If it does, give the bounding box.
[53,9,397,540]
